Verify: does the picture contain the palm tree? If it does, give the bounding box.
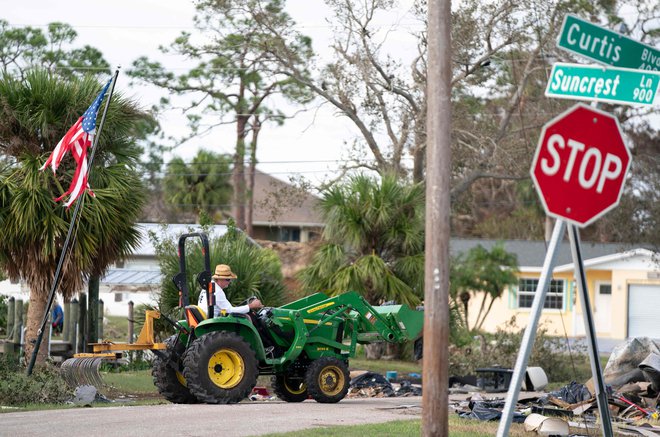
[299,173,425,307]
[162,149,232,220]
[450,244,519,332]
[0,70,149,364]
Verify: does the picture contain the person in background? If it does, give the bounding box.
[52,301,64,335]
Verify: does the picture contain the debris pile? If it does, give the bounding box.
[347,371,422,398]
[452,337,660,436]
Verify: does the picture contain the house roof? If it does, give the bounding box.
[139,170,324,227]
[450,239,656,271]
[554,248,658,272]
[250,170,324,227]
[102,269,162,285]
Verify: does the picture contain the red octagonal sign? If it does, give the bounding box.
[531,103,631,227]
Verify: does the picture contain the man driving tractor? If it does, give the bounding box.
[198,264,263,316]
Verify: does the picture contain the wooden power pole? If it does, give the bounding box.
[424,0,452,435]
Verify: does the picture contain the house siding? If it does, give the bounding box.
[465,252,660,341]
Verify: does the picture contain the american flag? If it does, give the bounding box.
[41,79,112,208]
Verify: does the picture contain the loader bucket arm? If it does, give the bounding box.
[299,291,421,344]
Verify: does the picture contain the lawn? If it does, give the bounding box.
[260,416,535,437]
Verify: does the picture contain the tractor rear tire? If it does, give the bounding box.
[183,331,258,404]
[152,335,198,404]
[272,372,308,402]
[305,357,350,403]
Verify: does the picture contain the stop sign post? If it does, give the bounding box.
[531,103,631,227]
[500,103,629,437]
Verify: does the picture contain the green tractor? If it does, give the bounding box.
[64,232,424,404]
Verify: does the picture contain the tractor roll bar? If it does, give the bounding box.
[172,232,211,310]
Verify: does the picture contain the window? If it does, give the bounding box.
[599,284,612,295]
[276,227,300,242]
[114,293,123,302]
[517,278,565,309]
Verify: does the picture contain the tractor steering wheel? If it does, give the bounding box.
[239,295,266,314]
[239,295,259,306]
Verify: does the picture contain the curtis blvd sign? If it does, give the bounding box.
[558,14,660,71]
[545,63,660,106]
[531,103,631,227]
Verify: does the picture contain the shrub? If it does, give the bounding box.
[0,358,70,405]
[449,317,591,384]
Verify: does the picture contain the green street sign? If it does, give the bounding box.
[545,63,660,106]
[557,14,660,71]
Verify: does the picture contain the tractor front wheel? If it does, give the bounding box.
[305,357,350,403]
[272,372,308,402]
[152,335,198,404]
[183,331,258,404]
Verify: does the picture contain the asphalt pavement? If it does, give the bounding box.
[0,396,423,437]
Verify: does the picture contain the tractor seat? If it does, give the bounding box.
[184,305,207,328]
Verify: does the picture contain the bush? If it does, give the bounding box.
[449,317,591,384]
[0,358,70,405]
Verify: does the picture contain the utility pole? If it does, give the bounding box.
[424,0,451,435]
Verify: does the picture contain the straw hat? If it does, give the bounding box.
[212,264,237,280]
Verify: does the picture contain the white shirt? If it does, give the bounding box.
[198,281,250,317]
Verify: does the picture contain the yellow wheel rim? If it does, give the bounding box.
[175,370,187,387]
[284,377,306,395]
[318,365,345,396]
[207,348,244,389]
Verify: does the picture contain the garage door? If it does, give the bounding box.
[628,284,660,339]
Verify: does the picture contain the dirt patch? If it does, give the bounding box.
[257,240,317,299]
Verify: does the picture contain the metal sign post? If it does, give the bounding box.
[497,219,566,437]
[568,224,613,436]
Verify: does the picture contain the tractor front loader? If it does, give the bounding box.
[62,232,425,405]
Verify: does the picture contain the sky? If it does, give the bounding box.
[2,0,420,188]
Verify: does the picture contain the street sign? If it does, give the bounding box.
[531,103,631,227]
[558,14,660,71]
[545,63,660,106]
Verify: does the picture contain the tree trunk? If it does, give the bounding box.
[24,291,48,365]
[88,275,99,344]
[246,116,261,237]
[473,293,489,333]
[364,343,385,360]
[475,294,498,332]
[383,342,401,360]
[233,114,248,230]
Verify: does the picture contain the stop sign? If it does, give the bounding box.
[531,103,631,227]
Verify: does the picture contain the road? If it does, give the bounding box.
[0,396,422,437]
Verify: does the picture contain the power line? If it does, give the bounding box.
[153,157,414,166]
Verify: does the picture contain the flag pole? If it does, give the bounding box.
[27,68,120,376]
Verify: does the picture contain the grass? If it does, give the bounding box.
[101,369,158,394]
[349,356,421,376]
[260,416,535,437]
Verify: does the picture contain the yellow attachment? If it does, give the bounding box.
[208,348,244,389]
[89,309,166,352]
[73,353,121,359]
